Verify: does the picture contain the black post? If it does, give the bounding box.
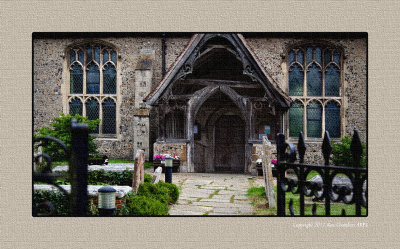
[165,167,172,183]
[276,133,286,217]
[298,132,306,216]
[322,131,332,216]
[70,119,89,216]
[351,130,363,216]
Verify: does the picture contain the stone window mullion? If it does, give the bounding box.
[99,97,103,135]
[83,97,87,116]
[100,49,103,95]
[83,47,87,95]
[322,50,326,99]
[321,100,326,137]
[303,99,307,138]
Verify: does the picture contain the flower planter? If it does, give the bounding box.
[153,160,180,173]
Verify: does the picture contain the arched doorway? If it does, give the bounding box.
[192,90,247,173]
[214,114,245,173]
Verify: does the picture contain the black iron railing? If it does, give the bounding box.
[33,119,89,216]
[276,130,367,216]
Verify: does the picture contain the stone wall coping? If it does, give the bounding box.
[33,184,132,198]
[52,164,135,173]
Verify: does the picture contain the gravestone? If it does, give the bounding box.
[262,136,276,208]
[152,167,162,184]
[132,149,145,194]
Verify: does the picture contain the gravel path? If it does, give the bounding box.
[168,173,264,216]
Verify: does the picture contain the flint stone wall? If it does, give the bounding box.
[33,36,190,160]
[153,142,188,172]
[33,35,366,165]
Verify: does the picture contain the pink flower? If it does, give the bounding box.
[271,159,277,165]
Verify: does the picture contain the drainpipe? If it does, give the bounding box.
[162,33,166,77]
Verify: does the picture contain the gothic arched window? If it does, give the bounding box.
[287,44,342,139]
[67,42,118,136]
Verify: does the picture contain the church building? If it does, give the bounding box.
[33,33,367,174]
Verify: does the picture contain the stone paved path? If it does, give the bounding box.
[168,173,264,215]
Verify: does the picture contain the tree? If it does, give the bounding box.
[34,113,100,162]
[331,136,367,168]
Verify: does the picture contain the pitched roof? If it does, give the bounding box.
[144,33,291,108]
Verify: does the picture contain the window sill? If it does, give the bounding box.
[92,135,118,141]
[287,137,341,143]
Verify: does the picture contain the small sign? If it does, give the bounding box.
[193,125,198,134]
[259,134,267,140]
[264,126,271,135]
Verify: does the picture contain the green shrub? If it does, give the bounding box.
[40,170,153,186]
[158,181,180,204]
[87,169,133,186]
[33,190,70,216]
[33,191,119,216]
[137,182,169,204]
[144,173,153,183]
[34,113,100,162]
[331,136,367,168]
[121,194,169,216]
[87,170,153,186]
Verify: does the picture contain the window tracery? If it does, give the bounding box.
[67,43,118,136]
[288,44,342,138]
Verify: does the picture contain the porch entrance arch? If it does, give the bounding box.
[146,34,291,174]
[188,86,250,173]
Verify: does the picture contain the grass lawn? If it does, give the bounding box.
[247,186,367,216]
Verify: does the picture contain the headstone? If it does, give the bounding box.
[132,149,145,194]
[152,167,162,184]
[262,136,276,209]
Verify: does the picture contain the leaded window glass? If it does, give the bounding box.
[289,102,304,137]
[325,101,340,138]
[69,98,82,116]
[325,64,340,96]
[86,98,99,133]
[68,42,118,136]
[102,99,116,134]
[70,64,83,94]
[166,110,185,139]
[307,101,322,138]
[103,64,116,94]
[287,44,342,139]
[87,63,100,94]
[306,47,313,65]
[307,63,322,96]
[289,64,303,96]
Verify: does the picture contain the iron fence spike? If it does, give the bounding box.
[322,131,332,165]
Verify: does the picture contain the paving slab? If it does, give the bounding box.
[168,173,265,216]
